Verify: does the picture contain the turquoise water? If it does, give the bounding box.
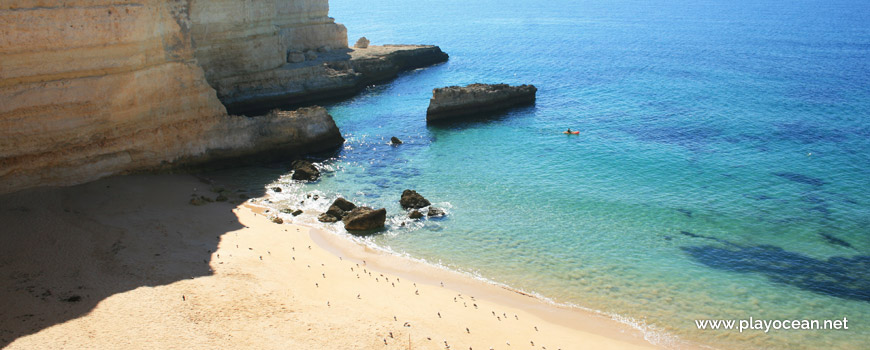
[268,0,870,348]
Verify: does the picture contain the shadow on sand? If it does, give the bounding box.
[0,172,274,347]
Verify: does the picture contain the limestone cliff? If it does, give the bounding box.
[188,0,348,88]
[0,0,448,194]
[223,45,450,115]
[0,1,346,194]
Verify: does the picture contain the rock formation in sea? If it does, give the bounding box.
[426,83,537,122]
[400,190,432,209]
[0,0,448,194]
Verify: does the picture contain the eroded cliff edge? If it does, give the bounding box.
[0,0,446,194]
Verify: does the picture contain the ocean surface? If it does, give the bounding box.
[247,0,870,348]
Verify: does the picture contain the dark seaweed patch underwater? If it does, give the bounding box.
[683,243,870,302]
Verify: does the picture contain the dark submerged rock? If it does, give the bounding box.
[409,210,424,219]
[343,207,387,231]
[400,189,431,209]
[390,136,403,145]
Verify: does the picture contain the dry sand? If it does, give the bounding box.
[0,174,662,349]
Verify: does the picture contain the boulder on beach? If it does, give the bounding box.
[331,197,357,211]
[271,217,284,224]
[400,189,431,209]
[320,197,358,222]
[343,207,387,231]
[354,37,370,49]
[409,210,424,219]
[271,186,282,193]
[426,83,537,123]
[292,209,303,216]
[291,160,320,181]
[325,205,346,218]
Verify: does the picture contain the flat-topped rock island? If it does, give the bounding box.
[426,83,537,122]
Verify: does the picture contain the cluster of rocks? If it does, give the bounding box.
[280,208,304,216]
[401,190,445,218]
[318,197,387,232]
[308,189,445,233]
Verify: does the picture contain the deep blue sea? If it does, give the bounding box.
[260,0,870,348]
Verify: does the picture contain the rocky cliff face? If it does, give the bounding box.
[188,0,348,88]
[223,45,449,116]
[0,1,346,194]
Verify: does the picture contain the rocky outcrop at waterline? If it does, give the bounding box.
[426,84,537,122]
[317,197,386,231]
[343,207,387,231]
[318,197,357,223]
[400,190,432,209]
[291,160,321,181]
[222,44,449,116]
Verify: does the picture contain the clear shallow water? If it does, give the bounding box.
[265,0,870,348]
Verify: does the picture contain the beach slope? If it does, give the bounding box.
[0,174,658,350]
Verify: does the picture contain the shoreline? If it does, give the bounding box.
[304,218,669,348]
[0,174,675,349]
[260,197,704,350]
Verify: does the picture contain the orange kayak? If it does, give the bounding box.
[563,131,580,134]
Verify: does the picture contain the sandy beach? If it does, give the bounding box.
[0,174,661,350]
